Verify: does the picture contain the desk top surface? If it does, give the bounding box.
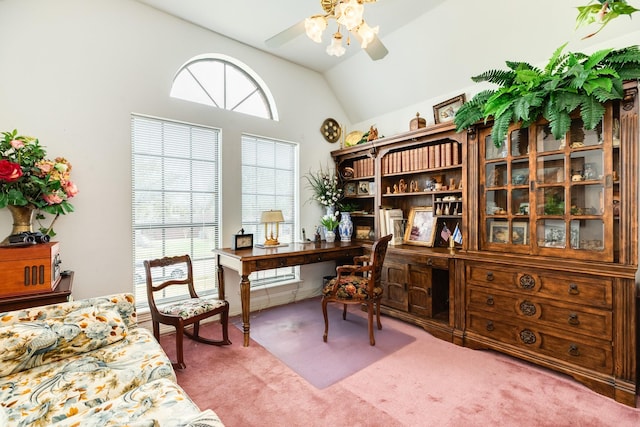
[214,240,364,261]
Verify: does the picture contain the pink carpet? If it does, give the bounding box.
[231,297,416,388]
[158,299,640,426]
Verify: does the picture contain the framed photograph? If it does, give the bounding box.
[489,222,509,243]
[512,221,528,245]
[368,181,376,195]
[404,207,436,247]
[355,225,372,240]
[543,220,565,247]
[357,181,369,195]
[433,94,466,124]
[232,233,253,250]
[389,217,405,246]
[344,182,357,196]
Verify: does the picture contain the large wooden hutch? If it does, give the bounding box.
[331,81,638,406]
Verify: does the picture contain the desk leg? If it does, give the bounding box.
[240,274,251,347]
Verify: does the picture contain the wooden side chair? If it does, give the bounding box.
[144,254,231,369]
[321,234,392,346]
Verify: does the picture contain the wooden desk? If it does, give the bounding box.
[214,241,363,346]
[0,270,74,312]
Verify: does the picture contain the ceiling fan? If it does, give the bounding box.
[265,0,388,61]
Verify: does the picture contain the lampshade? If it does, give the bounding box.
[305,16,327,43]
[260,210,284,246]
[356,22,378,49]
[326,32,346,57]
[260,210,284,224]
[335,0,364,30]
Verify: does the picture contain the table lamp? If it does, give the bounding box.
[261,210,284,246]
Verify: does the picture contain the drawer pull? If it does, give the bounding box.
[486,272,494,281]
[486,321,495,331]
[568,344,580,357]
[519,274,535,290]
[568,283,580,295]
[426,258,433,266]
[279,260,287,267]
[568,313,580,325]
[519,329,537,345]
[486,296,495,306]
[519,301,537,316]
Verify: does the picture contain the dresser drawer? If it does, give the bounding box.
[467,311,613,373]
[467,286,612,340]
[466,264,612,309]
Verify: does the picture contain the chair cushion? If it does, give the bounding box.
[322,275,382,300]
[159,298,226,320]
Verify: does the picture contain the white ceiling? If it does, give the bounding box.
[134,0,639,125]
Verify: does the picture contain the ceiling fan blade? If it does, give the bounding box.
[265,20,306,48]
[364,35,388,61]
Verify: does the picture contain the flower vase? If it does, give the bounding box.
[2,205,36,245]
[338,212,353,242]
[325,230,336,243]
[322,206,335,237]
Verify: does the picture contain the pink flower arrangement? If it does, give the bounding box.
[0,129,78,236]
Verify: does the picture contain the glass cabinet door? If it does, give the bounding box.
[480,127,531,252]
[532,113,613,261]
[479,107,614,261]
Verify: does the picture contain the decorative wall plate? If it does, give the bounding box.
[345,130,364,147]
[321,118,341,143]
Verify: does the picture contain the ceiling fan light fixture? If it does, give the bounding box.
[305,16,327,43]
[326,32,346,57]
[335,0,364,31]
[356,22,378,49]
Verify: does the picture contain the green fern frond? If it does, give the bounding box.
[490,113,513,147]
[544,43,569,74]
[580,96,607,130]
[553,91,583,113]
[471,69,516,86]
[605,45,640,64]
[505,61,537,72]
[546,109,572,140]
[512,93,544,122]
[583,48,614,70]
[453,90,494,132]
[616,63,640,79]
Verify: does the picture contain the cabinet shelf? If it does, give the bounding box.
[383,164,461,178]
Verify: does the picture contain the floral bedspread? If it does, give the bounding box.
[0,293,223,426]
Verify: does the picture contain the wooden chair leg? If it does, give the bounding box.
[322,298,329,342]
[221,307,231,345]
[193,321,200,338]
[342,304,347,320]
[152,321,160,341]
[367,302,375,346]
[376,300,382,330]
[174,325,187,370]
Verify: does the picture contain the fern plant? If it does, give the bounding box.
[454,44,640,147]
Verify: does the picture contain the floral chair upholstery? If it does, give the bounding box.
[144,254,231,369]
[321,234,392,345]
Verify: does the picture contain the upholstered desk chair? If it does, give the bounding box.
[144,254,231,369]
[321,234,392,346]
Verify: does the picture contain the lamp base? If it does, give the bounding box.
[263,238,280,246]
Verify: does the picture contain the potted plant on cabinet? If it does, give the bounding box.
[453,43,640,146]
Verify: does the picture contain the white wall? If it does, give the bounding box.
[0,0,346,306]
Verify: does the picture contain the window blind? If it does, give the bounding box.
[131,114,221,307]
[241,134,298,285]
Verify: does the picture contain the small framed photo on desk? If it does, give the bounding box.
[232,233,253,250]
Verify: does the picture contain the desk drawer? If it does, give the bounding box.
[256,255,306,270]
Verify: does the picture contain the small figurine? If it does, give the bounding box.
[367,126,379,142]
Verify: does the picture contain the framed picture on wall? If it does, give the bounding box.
[404,207,436,246]
[433,94,466,124]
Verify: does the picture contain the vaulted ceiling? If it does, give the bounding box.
[135,0,638,125]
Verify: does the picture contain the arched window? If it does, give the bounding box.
[171,54,278,121]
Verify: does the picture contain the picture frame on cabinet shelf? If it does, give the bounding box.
[357,181,369,195]
[433,94,466,124]
[404,207,436,246]
[489,222,509,244]
[344,182,357,196]
[512,221,528,245]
